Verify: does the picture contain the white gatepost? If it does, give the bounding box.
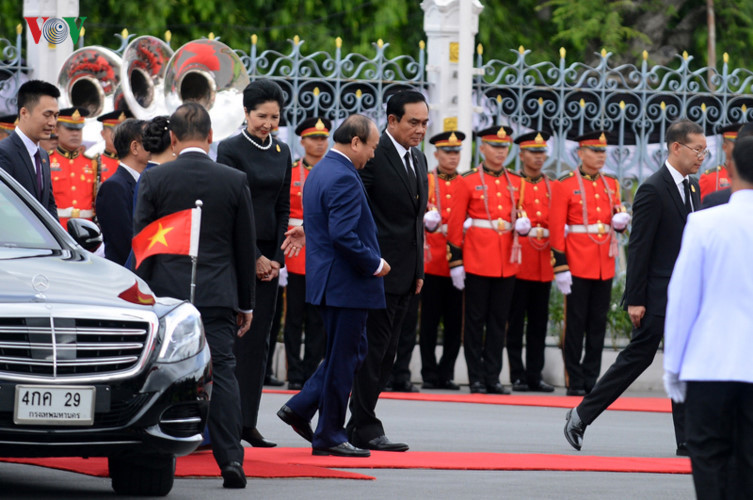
[421,0,484,172]
[23,0,79,84]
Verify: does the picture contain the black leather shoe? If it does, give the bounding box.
[486,382,511,395]
[469,381,487,394]
[288,382,303,391]
[361,435,409,452]
[676,443,689,457]
[566,388,587,396]
[277,405,314,442]
[530,380,555,393]
[265,374,285,387]
[439,380,461,390]
[242,427,277,447]
[312,442,370,457]
[421,380,439,389]
[564,408,586,451]
[221,461,247,488]
[512,379,530,391]
[390,381,420,393]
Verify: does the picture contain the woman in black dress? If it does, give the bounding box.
[217,79,291,447]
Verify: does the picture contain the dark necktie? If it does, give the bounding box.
[682,178,693,213]
[34,149,43,196]
[404,151,417,195]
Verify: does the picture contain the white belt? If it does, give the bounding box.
[470,218,512,231]
[288,217,303,227]
[526,227,550,239]
[568,223,610,235]
[439,223,448,233]
[57,207,94,218]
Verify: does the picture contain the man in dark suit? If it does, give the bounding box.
[564,120,704,455]
[277,114,389,457]
[96,118,148,266]
[134,102,256,489]
[346,90,428,452]
[0,80,59,219]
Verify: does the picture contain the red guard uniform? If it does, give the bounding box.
[699,165,730,201]
[446,125,521,393]
[98,150,119,183]
[549,131,627,393]
[49,147,96,227]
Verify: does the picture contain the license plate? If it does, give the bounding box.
[14,385,95,426]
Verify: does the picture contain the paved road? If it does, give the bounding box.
[0,388,695,499]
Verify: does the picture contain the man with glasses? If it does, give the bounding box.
[564,120,702,456]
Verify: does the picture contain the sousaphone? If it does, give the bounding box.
[121,36,174,119]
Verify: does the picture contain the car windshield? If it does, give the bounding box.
[0,181,61,250]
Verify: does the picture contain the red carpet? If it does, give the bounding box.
[264,389,672,413]
[1,448,690,477]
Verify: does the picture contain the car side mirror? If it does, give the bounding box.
[67,218,104,253]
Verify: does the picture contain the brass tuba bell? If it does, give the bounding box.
[163,39,250,141]
[57,46,122,118]
[121,36,174,119]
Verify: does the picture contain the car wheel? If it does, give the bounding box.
[109,453,176,496]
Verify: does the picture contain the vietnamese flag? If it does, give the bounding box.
[131,208,201,268]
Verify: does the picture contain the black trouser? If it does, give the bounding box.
[507,278,551,386]
[347,291,412,444]
[463,273,515,386]
[284,272,325,384]
[419,273,462,384]
[234,277,279,429]
[199,307,244,467]
[563,276,611,391]
[577,311,686,447]
[391,293,420,386]
[267,285,285,378]
[685,381,753,500]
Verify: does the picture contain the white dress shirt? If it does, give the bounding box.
[664,189,753,382]
[14,126,42,174]
[665,160,693,210]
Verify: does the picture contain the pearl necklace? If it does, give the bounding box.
[242,129,273,150]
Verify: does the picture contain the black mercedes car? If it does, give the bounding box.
[0,167,211,496]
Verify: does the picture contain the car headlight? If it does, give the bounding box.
[157,302,206,362]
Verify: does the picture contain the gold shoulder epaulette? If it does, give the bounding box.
[506,168,522,177]
[558,171,575,181]
[462,168,478,177]
[603,172,618,181]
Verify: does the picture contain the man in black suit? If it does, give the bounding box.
[346,90,428,452]
[134,103,256,489]
[564,120,704,455]
[0,80,59,219]
[96,118,148,265]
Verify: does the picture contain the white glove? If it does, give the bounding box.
[278,267,288,287]
[423,210,442,232]
[611,212,631,231]
[564,224,570,238]
[450,266,466,290]
[555,271,572,295]
[515,216,531,236]
[663,371,687,403]
[463,217,472,231]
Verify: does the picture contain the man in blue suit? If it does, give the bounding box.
[277,114,389,457]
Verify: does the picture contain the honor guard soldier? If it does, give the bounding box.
[282,117,331,390]
[549,131,630,395]
[507,131,556,393]
[447,125,528,394]
[699,123,739,201]
[49,107,96,227]
[0,114,17,141]
[96,109,133,186]
[419,131,466,390]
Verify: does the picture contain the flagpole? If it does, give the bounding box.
[190,200,203,304]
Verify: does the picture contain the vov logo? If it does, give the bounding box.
[24,17,87,45]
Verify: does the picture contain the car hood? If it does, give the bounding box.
[0,248,157,309]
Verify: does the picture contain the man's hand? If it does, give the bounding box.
[515,216,531,236]
[281,226,305,258]
[423,210,442,232]
[555,271,572,295]
[612,212,631,231]
[663,371,686,403]
[450,266,465,290]
[375,258,391,277]
[237,311,253,337]
[463,217,472,231]
[627,305,646,328]
[256,255,274,280]
[415,278,423,295]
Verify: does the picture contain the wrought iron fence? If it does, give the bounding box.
[0,26,30,116]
